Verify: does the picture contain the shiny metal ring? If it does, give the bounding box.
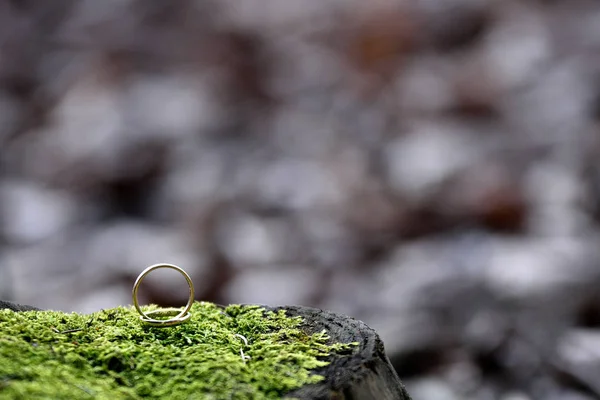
[132,263,195,327]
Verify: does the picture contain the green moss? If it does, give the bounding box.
[0,302,354,399]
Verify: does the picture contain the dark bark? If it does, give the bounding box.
[2,301,411,400]
[0,300,41,312]
[272,305,412,400]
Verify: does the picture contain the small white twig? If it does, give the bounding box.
[234,334,251,362]
[234,334,248,346]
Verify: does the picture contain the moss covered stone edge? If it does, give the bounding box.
[0,302,357,399]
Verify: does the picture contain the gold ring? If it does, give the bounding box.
[132,263,195,327]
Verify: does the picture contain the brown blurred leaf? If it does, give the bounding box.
[348,6,417,78]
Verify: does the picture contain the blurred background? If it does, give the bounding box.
[2,0,600,398]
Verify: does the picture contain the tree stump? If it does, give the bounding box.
[1,300,411,400]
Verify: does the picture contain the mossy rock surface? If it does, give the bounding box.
[0,300,411,400]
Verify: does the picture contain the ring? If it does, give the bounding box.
[132,263,195,327]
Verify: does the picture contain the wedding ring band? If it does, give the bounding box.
[132,263,195,327]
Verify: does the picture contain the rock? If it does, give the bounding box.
[524,163,591,236]
[296,210,361,268]
[483,237,597,302]
[501,61,591,149]
[214,211,286,268]
[385,120,476,201]
[501,393,531,400]
[124,73,223,139]
[256,158,345,210]
[396,55,455,114]
[363,238,496,356]
[158,143,228,218]
[417,0,492,51]
[0,91,23,143]
[483,3,551,90]
[0,181,79,244]
[223,266,321,306]
[555,328,600,395]
[3,235,88,311]
[404,378,458,400]
[545,391,595,400]
[85,221,210,294]
[75,284,133,314]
